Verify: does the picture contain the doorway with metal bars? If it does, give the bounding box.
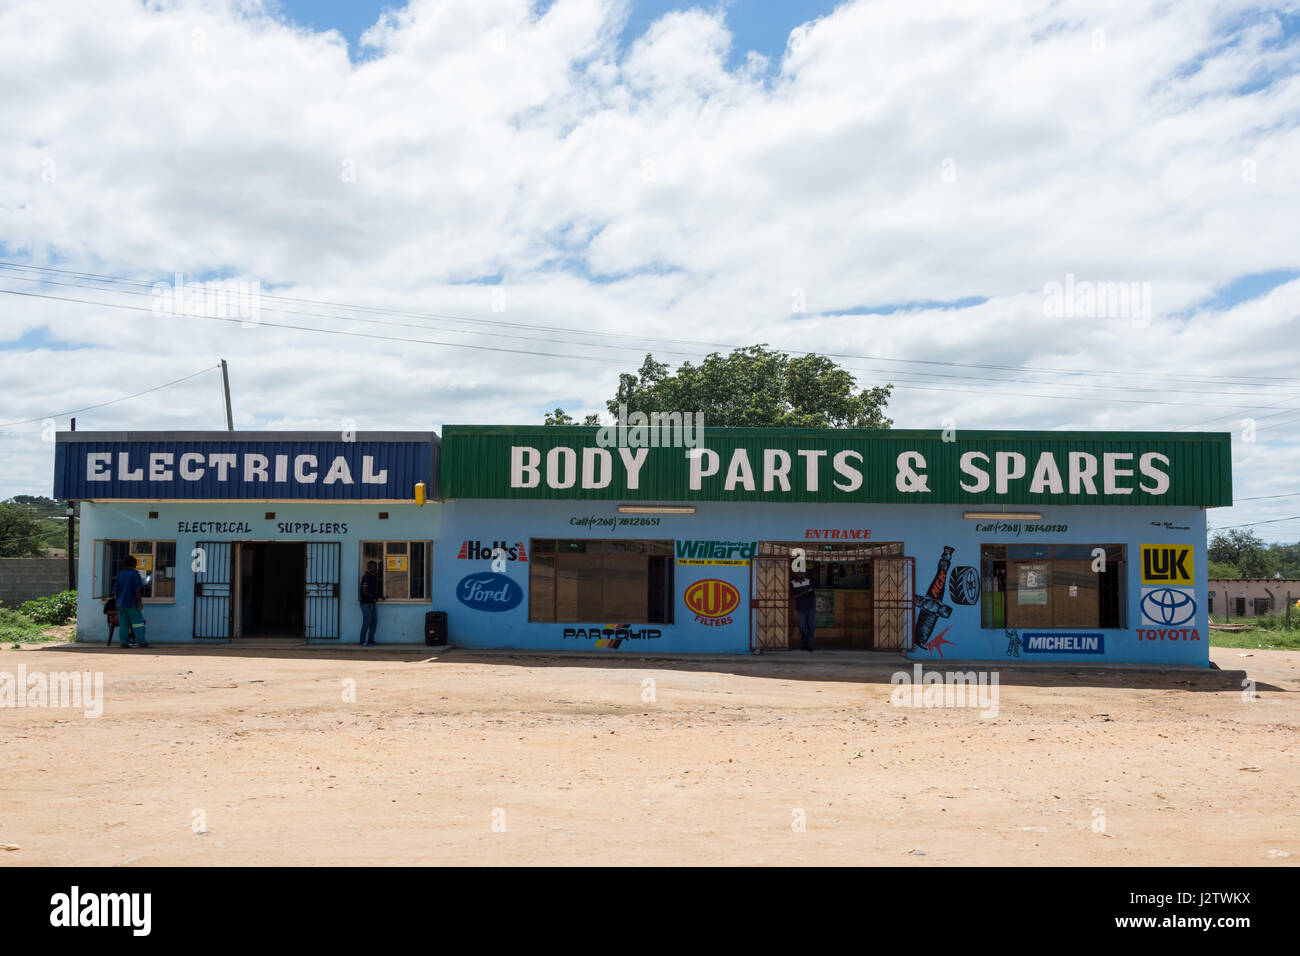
[750,541,913,651]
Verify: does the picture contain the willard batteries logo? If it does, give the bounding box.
[456,540,528,562]
[684,579,740,626]
[674,540,755,566]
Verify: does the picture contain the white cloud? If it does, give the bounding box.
[0,0,1298,534]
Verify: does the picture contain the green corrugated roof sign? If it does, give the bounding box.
[440,425,1232,507]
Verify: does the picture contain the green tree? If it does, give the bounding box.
[543,408,600,426]
[1207,560,1240,580]
[0,502,47,557]
[1209,529,1272,578]
[606,346,893,428]
[9,495,65,518]
[1265,542,1300,579]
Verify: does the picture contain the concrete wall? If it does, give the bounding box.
[1208,580,1300,617]
[0,557,72,608]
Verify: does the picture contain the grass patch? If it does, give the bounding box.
[0,607,45,643]
[1209,629,1300,651]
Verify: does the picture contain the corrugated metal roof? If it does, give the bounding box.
[440,425,1233,507]
[54,431,439,501]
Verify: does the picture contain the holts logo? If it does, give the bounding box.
[456,540,529,562]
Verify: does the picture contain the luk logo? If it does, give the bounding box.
[456,572,523,612]
[1141,587,1197,627]
[1141,544,1193,585]
[684,579,740,626]
[456,540,528,562]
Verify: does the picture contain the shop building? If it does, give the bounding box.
[56,425,1231,666]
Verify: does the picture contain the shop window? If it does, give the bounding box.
[360,541,430,602]
[100,540,177,602]
[529,539,674,624]
[980,544,1125,629]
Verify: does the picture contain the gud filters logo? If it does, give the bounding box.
[684,579,740,626]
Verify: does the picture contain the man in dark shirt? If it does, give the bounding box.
[359,560,381,645]
[111,555,149,648]
[791,572,816,652]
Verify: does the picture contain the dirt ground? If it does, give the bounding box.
[1,641,1296,866]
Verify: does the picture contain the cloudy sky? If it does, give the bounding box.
[2,0,1298,536]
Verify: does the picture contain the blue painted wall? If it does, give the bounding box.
[75,498,1209,666]
[435,499,1210,666]
[77,500,443,644]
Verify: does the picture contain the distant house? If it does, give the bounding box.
[1208,579,1300,617]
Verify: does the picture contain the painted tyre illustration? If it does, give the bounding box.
[948,565,981,605]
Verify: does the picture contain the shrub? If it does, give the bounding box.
[0,607,43,642]
[18,590,78,626]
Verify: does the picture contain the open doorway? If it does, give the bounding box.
[235,542,306,639]
[752,541,909,650]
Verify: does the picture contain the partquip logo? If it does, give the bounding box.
[563,624,663,648]
[684,579,740,626]
[456,540,528,562]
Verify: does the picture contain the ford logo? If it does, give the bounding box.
[457,572,523,612]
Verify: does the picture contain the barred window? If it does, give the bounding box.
[359,541,430,601]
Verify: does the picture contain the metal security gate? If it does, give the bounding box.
[193,540,232,640]
[872,556,915,650]
[751,546,791,651]
[305,542,341,640]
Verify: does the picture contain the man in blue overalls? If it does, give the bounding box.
[111,555,150,648]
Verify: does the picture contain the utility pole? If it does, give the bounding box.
[220,358,234,431]
[67,417,76,590]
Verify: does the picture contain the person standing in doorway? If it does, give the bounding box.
[111,555,149,648]
[359,560,382,645]
[791,570,816,652]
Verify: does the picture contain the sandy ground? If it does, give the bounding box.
[0,640,1296,866]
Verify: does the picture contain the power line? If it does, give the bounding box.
[7,285,1299,414]
[4,259,1297,391]
[0,364,220,428]
[7,280,1300,417]
[16,267,1291,401]
[1213,514,1300,529]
